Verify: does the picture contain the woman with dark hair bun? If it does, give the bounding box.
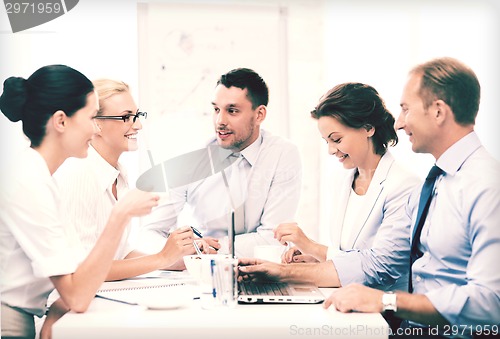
[0,65,160,338]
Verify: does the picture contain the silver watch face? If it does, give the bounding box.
[382,293,397,311]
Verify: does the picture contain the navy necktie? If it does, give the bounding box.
[408,165,443,292]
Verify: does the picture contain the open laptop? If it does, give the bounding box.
[237,280,325,304]
[219,167,325,304]
[229,210,324,304]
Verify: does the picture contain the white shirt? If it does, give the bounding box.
[0,148,84,317]
[54,146,133,260]
[340,188,367,250]
[140,129,302,257]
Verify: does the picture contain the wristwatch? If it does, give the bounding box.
[382,292,397,312]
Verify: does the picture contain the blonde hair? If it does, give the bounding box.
[92,79,129,116]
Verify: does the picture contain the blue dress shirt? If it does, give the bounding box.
[411,132,500,327]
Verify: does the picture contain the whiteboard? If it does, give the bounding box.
[138,2,288,163]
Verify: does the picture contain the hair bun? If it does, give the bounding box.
[0,76,28,122]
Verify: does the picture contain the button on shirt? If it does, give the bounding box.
[410,132,500,327]
[0,148,84,316]
[140,129,302,258]
[54,146,134,260]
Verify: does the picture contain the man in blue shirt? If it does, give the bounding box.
[323,57,500,337]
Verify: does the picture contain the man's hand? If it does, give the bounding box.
[237,257,285,282]
[323,283,384,313]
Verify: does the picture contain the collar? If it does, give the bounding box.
[345,150,395,186]
[371,151,395,185]
[435,131,481,176]
[88,146,126,192]
[239,131,263,167]
[207,130,264,167]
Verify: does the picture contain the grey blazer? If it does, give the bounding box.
[327,151,421,291]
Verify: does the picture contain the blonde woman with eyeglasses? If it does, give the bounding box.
[54,79,210,280]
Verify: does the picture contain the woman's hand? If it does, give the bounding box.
[282,246,320,264]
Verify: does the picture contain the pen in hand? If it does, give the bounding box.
[191,226,203,255]
[191,226,219,253]
[191,226,203,238]
[193,239,203,255]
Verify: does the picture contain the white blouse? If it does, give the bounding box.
[54,146,133,260]
[340,188,368,250]
[0,148,84,317]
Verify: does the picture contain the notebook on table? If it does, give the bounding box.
[96,276,192,305]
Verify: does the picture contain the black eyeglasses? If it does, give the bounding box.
[94,111,147,123]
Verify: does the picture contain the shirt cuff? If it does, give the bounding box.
[330,251,365,286]
[425,285,467,326]
[326,246,342,261]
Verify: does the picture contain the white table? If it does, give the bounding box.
[53,288,390,339]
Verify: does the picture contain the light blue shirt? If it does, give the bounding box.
[140,129,302,257]
[411,132,500,327]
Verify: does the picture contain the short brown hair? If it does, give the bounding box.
[410,57,480,125]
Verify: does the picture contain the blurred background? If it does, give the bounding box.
[1,0,499,242]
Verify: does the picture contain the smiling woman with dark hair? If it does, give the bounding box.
[239,82,420,293]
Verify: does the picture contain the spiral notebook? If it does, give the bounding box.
[96,277,191,305]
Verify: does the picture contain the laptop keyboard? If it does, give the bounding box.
[239,281,291,296]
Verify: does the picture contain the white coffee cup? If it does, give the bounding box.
[253,245,286,263]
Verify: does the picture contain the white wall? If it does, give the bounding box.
[320,0,500,244]
[323,0,500,168]
[0,0,139,176]
[317,0,500,242]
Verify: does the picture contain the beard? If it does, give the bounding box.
[219,118,256,151]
